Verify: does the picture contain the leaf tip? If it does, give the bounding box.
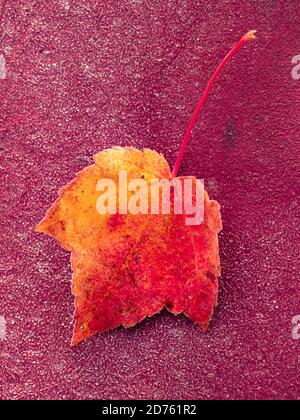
[35,221,45,234]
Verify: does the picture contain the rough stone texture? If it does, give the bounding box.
[0,0,299,400]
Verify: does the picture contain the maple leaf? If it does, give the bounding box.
[36,32,256,345]
[36,147,222,345]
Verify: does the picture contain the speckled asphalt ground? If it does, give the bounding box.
[0,0,299,400]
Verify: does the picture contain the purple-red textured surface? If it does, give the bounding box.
[0,0,299,400]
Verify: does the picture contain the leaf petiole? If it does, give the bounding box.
[172,30,257,177]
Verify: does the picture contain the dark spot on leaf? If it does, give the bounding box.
[166,301,174,310]
[59,220,66,231]
[133,255,141,264]
[206,271,215,281]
